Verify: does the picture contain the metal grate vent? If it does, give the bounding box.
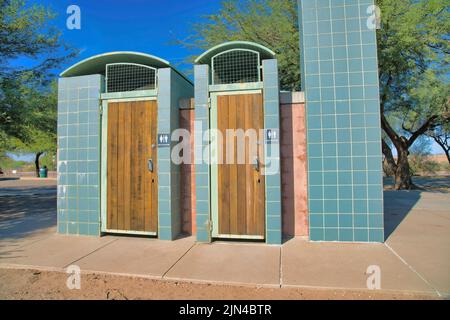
[212,49,261,85]
[106,63,157,93]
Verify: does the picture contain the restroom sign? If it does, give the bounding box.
[158,133,170,147]
[265,129,279,144]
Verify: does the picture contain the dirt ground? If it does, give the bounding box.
[0,268,438,300]
[383,175,450,191]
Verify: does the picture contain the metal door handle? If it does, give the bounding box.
[253,157,260,172]
[148,159,154,172]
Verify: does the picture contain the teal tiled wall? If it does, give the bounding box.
[298,0,384,242]
[263,59,282,245]
[194,64,211,243]
[57,75,102,236]
[157,68,194,240]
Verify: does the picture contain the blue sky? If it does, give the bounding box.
[23,0,222,76]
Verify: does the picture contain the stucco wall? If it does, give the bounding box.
[179,99,196,235]
[280,92,309,239]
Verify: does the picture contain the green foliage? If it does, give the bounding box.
[7,81,58,157]
[377,0,450,129]
[0,0,76,161]
[0,154,27,170]
[409,138,444,175]
[0,0,76,80]
[180,0,300,90]
[393,70,449,136]
[40,152,56,171]
[409,155,441,176]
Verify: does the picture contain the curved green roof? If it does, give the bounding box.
[195,41,276,65]
[60,52,192,84]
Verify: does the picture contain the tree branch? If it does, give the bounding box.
[407,115,438,147]
[381,112,404,151]
[433,136,450,164]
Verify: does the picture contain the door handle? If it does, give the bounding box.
[148,159,154,173]
[253,157,260,172]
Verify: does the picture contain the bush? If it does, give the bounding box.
[0,154,27,170]
[409,155,440,176]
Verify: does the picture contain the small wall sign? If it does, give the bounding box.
[158,134,170,147]
[265,128,279,144]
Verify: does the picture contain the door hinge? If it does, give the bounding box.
[209,220,213,232]
[99,104,103,116]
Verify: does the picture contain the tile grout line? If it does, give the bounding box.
[384,242,442,297]
[62,238,119,269]
[161,242,197,279]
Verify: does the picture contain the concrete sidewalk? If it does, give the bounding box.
[0,189,449,298]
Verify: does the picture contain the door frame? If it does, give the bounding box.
[210,89,265,240]
[100,96,158,236]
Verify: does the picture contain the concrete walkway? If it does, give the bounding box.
[0,181,449,298]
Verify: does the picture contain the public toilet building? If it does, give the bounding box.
[57,0,385,244]
[57,52,193,240]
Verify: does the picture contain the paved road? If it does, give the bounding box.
[0,179,56,243]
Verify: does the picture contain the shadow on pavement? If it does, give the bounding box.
[0,177,20,182]
[383,191,421,241]
[0,189,56,241]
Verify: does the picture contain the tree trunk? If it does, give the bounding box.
[35,152,43,177]
[382,139,397,176]
[394,148,413,190]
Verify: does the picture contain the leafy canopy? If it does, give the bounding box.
[377,0,450,143]
[0,0,76,157]
[180,0,300,91]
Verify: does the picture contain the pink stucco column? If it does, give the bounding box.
[280,92,309,238]
[179,99,196,236]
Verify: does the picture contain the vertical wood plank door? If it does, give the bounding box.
[217,94,265,238]
[107,100,158,234]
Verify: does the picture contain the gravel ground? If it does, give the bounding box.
[0,268,438,300]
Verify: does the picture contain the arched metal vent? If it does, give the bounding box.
[211,49,261,85]
[106,63,157,93]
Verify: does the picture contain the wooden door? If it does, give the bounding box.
[217,94,265,238]
[107,100,158,234]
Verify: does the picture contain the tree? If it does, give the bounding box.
[179,0,300,91]
[6,79,57,176]
[377,0,450,189]
[0,0,76,175]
